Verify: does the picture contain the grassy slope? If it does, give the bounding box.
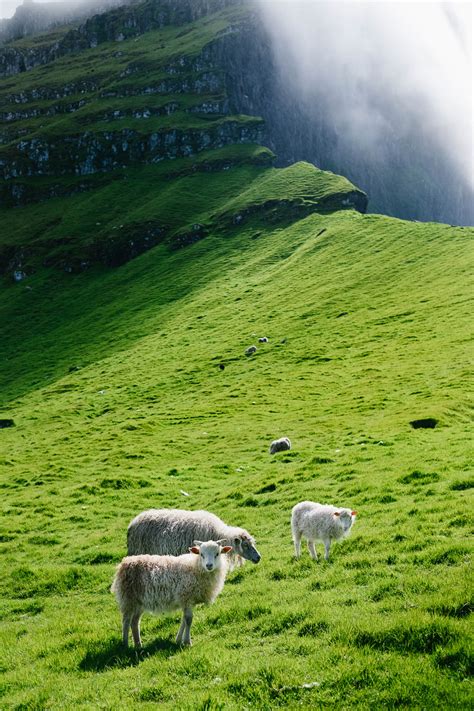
[1,3,473,709]
[0,153,361,275]
[1,197,473,708]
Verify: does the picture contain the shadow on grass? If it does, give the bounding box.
[79,637,180,672]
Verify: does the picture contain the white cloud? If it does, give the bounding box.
[256,0,473,191]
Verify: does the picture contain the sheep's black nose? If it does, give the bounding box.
[206,563,213,570]
[252,555,261,564]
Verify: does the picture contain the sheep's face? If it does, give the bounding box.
[190,540,232,571]
[233,536,261,564]
[334,509,357,532]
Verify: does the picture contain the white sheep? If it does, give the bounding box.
[258,337,269,343]
[291,501,357,561]
[127,508,261,568]
[269,437,291,454]
[111,540,232,648]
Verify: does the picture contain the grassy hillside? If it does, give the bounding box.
[1,1,473,708]
[1,196,473,708]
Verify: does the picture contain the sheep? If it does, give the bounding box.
[127,508,261,568]
[269,437,291,454]
[245,345,257,355]
[291,501,357,561]
[258,337,269,343]
[111,540,232,648]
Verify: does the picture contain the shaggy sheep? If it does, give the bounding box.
[291,501,357,561]
[245,345,257,355]
[127,508,261,568]
[258,337,269,343]
[269,437,291,454]
[111,540,232,648]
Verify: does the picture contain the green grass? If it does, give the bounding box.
[0,155,361,274]
[1,194,473,708]
[0,1,473,707]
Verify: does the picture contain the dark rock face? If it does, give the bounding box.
[0,119,264,180]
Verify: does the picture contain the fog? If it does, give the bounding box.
[0,0,69,20]
[256,0,473,212]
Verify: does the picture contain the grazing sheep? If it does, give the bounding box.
[291,501,357,561]
[245,345,257,356]
[269,437,291,454]
[258,337,269,343]
[127,508,261,568]
[111,540,232,648]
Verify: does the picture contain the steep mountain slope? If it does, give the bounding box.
[0,0,365,279]
[1,0,471,224]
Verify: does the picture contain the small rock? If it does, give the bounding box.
[0,419,15,429]
[180,490,190,497]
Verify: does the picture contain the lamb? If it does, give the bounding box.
[258,337,269,343]
[269,437,291,454]
[111,540,232,648]
[291,501,357,561]
[245,345,257,355]
[127,508,261,568]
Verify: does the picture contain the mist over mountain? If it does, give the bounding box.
[255,0,473,225]
[0,0,128,42]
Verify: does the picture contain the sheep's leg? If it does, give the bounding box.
[122,614,131,646]
[131,612,142,648]
[307,539,318,560]
[182,607,193,646]
[293,531,302,558]
[323,540,331,561]
[176,614,186,645]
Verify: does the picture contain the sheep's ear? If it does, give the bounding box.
[352,510,358,516]
[221,546,233,554]
[333,511,341,517]
[190,546,200,554]
[193,540,203,546]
